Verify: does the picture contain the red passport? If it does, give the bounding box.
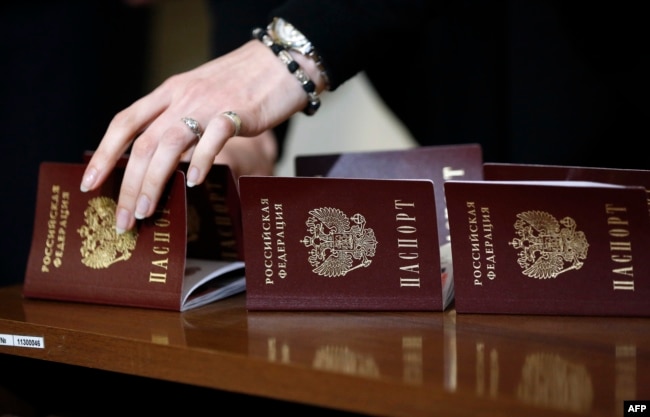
[240,175,451,311]
[294,144,484,246]
[23,162,245,311]
[444,180,650,316]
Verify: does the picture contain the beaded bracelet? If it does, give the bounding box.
[252,27,320,116]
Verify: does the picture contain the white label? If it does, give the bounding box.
[0,333,45,349]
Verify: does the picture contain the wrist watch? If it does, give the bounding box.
[267,17,330,90]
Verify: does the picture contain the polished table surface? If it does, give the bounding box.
[1,283,648,416]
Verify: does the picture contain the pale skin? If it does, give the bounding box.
[80,39,326,234]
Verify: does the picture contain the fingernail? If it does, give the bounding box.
[115,207,131,235]
[186,166,199,187]
[134,195,151,220]
[80,167,98,192]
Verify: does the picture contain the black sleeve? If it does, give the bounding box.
[270,0,445,90]
[208,0,282,57]
[208,0,447,91]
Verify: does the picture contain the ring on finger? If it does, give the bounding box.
[181,117,203,139]
[221,111,242,138]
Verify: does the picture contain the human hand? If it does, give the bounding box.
[80,40,308,233]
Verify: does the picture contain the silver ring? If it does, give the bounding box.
[221,111,242,137]
[181,117,203,139]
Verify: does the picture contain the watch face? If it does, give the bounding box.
[273,18,309,48]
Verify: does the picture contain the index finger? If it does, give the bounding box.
[80,89,169,193]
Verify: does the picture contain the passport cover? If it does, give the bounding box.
[444,180,650,316]
[239,175,449,311]
[23,162,245,311]
[294,144,484,246]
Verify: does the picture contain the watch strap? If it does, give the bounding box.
[252,27,321,116]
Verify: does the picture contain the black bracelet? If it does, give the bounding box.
[252,27,320,116]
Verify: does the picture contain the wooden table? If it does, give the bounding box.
[1,284,648,416]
